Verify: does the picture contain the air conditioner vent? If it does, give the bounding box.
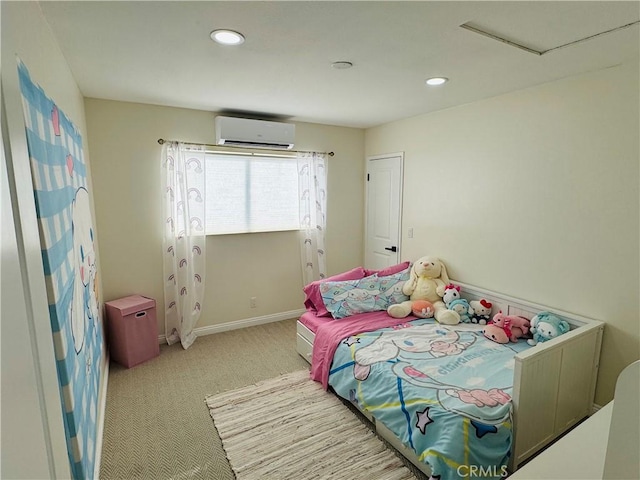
[218,140,295,150]
[215,116,295,150]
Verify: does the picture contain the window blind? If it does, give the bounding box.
[204,153,300,235]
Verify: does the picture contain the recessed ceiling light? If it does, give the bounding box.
[332,61,353,70]
[426,77,448,86]
[210,29,245,46]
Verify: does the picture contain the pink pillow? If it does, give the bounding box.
[364,261,411,278]
[303,266,367,317]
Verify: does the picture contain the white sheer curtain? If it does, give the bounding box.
[161,142,206,349]
[298,152,327,284]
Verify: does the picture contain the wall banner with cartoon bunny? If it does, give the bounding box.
[18,60,104,480]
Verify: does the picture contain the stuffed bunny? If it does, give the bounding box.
[387,256,460,325]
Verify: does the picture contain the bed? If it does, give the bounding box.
[297,276,604,479]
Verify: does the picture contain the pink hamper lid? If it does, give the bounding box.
[106,295,155,317]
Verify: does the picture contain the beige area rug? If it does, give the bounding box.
[206,370,417,480]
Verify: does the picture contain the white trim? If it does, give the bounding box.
[158,309,306,344]
[592,403,603,414]
[93,353,110,480]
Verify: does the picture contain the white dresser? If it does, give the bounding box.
[508,402,613,479]
[509,360,639,480]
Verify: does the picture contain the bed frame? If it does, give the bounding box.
[296,281,604,475]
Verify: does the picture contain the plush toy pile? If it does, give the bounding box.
[387,255,573,344]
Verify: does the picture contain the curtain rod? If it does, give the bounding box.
[157,138,334,157]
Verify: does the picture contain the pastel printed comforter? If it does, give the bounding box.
[323,318,531,480]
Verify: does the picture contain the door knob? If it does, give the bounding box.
[384,246,397,252]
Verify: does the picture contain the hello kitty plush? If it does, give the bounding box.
[469,299,492,325]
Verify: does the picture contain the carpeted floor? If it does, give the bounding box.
[99,318,428,480]
[99,318,308,479]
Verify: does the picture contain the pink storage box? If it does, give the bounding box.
[105,295,159,368]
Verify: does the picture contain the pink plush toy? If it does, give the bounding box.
[488,311,531,343]
[482,324,510,344]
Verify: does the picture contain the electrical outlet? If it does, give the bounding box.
[408,227,414,238]
[250,297,257,308]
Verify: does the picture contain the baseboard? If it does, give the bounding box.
[93,351,110,479]
[157,308,306,344]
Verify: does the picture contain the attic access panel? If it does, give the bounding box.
[460,1,639,56]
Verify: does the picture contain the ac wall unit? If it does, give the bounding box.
[215,116,295,150]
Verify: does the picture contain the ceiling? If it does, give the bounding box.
[39,1,639,129]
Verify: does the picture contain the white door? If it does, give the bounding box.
[365,153,403,270]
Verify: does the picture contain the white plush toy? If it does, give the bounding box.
[442,284,461,307]
[387,256,460,325]
[527,311,570,346]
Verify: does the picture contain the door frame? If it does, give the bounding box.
[364,152,404,267]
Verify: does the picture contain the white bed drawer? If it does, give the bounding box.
[296,333,313,364]
[296,321,315,344]
[376,420,432,476]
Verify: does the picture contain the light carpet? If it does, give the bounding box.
[206,370,417,480]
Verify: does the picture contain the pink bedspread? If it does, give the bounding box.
[299,309,333,332]
[309,310,416,389]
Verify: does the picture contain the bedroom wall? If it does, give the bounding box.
[365,61,639,406]
[1,1,106,477]
[84,98,365,335]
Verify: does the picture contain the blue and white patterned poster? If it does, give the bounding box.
[18,60,103,479]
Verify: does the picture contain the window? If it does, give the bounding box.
[204,153,300,235]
